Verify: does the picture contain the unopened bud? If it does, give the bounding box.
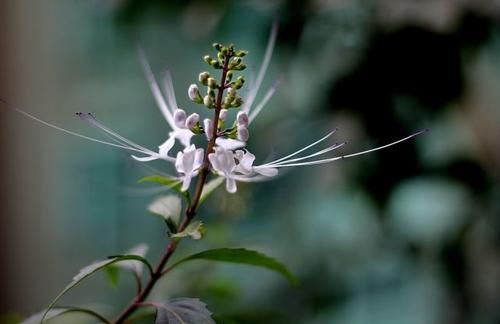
[203,55,213,64]
[212,43,223,51]
[234,76,245,89]
[226,71,233,82]
[203,95,214,108]
[237,111,249,127]
[199,72,210,85]
[232,96,243,108]
[237,125,249,142]
[219,109,228,121]
[234,50,248,57]
[188,84,203,104]
[233,63,246,71]
[174,109,187,129]
[185,113,200,130]
[207,78,217,89]
[203,118,213,140]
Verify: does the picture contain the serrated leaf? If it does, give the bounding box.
[138,175,190,203]
[152,298,215,324]
[198,177,224,207]
[22,307,109,324]
[148,195,182,229]
[41,255,153,323]
[171,221,205,240]
[169,248,298,285]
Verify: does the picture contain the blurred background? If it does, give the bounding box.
[1,0,500,323]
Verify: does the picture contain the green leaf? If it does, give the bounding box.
[198,177,225,207]
[115,243,150,276]
[105,265,119,288]
[22,307,110,324]
[151,298,215,324]
[171,221,205,240]
[148,195,182,230]
[169,248,298,285]
[41,255,153,323]
[138,176,190,203]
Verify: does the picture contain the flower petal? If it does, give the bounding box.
[215,138,246,151]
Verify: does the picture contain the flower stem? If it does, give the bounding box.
[112,55,231,324]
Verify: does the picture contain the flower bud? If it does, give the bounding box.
[233,63,247,71]
[174,109,187,129]
[231,96,243,108]
[203,118,213,140]
[212,43,223,51]
[228,57,242,69]
[219,109,228,121]
[226,71,233,82]
[227,87,236,98]
[199,72,210,85]
[237,125,249,142]
[185,113,200,130]
[203,95,214,108]
[207,78,217,89]
[234,76,245,89]
[188,84,203,104]
[234,50,248,57]
[237,111,249,127]
[203,55,213,64]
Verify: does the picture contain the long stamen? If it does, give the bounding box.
[272,142,346,165]
[77,112,158,156]
[271,130,427,168]
[248,78,282,124]
[262,129,337,166]
[138,48,176,129]
[242,20,278,114]
[0,98,155,155]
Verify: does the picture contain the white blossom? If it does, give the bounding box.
[175,145,204,191]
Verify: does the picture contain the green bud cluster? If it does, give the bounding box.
[188,42,249,110]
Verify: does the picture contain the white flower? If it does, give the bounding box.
[175,145,204,191]
[208,147,238,193]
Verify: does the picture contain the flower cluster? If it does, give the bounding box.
[15,22,424,195]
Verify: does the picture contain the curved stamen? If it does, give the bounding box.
[269,130,427,168]
[261,129,337,166]
[0,99,156,156]
[77,113,159,156]
[272,142,346,165]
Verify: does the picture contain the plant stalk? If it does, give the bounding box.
[112,55,231,324]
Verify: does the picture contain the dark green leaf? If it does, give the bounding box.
[151,298,215,324]
[41,255,153,323]
[169,248,298,285]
